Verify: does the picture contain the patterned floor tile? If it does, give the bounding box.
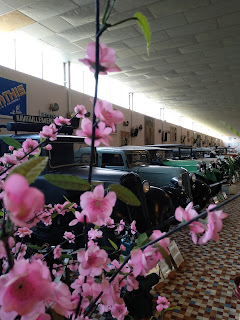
[153,182,240,320]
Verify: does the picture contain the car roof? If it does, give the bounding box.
[145,144,193,149]
[97,146,149,152]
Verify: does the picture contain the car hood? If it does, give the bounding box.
[130,165,187,188]
[49,166,128,186]
[162,159,199,173]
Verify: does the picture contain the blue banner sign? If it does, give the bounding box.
[0,77,27,116]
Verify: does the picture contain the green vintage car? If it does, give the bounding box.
[146,144,226,196]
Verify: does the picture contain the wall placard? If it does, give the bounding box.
[0,77,26,116]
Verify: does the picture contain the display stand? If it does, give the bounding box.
[150,241,185,292]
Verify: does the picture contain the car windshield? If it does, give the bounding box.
[177,148,192,159]
[49,141,92,168]
[126,151,150,167]
[148,149,173,163]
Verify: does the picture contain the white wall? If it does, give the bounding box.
[0,65,223,147]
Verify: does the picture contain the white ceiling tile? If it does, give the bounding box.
[1,0,38,8]
[40,16,73,33]
[19,0,79,21]
[21,22,54,38]
[0,0,14,15]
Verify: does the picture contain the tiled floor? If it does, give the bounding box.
[153,183,240,320]
[91,183,240,320]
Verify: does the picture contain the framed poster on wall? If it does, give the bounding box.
[121,131,130,146]
[0,77,26,117]
[196,134,201,147]
[145,116,154,145]
[170,126,177,142]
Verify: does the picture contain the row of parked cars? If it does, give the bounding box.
[0,123,237,245]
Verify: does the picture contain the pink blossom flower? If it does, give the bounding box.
[120,244,126,252]
[39,211,52,226]
[130,220,137,235]
[109,259,130,274]
[129,246,160,277]
[63,231,75,243]
[74,105,87,118]
[0,237,15,259]
[15,227,33,238]
[52,263,65,278]
[156,296,170,312]
[116,219,125,234]
[126,275,139,292]
[199,204,228,244]
[13,149,29,162]
[39,123,57,141]
[95,100,124,132]
[45,144,52,151]
[54,203,67,215]
[0,259,53,316]
[3,174,44,227]
[53,245,62,259]
[129,249,146,277]
[76,118,112,147]
[111,302,128,320]
[31,253,45,263]
[48,281,75,317]
[150,230,170,256]
[8,146,14,151]
[80,184,116,226]
[106,217,115,228]
[175,202,205,244]
[79,42,121,75]
[67,260,79,271]
[69,210,90,226]
[54,116,71,126]
[88,228,103,240]
[78,245,109,277]
[36,314,51,320]
[12,243,27,260]
[22,138,40,155]
[0,154,18,165]
[81,281,102,300]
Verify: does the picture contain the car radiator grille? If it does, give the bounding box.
[182,172,193,202]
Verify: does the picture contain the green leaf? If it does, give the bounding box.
[108,184,140,206]
[51,213,58,219]
[222,122,240,138]
[134,12,151,54]
[136,232,149,247]
[44,174,91,191]
[60,254,72,259]
[27,244,43,250]
[100,246,114,251]
[10,156,48,185]
[155,244,172,270]
[0,211,3,217]
[119,255,125,264]
[108,238,118,251]
[1,136,22,150]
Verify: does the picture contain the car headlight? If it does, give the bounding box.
[177,177,182,187]
[190,173,196,182]
[142,180,150,193]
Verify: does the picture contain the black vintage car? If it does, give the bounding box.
[0,125,175,245]
[143,146,212,210]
